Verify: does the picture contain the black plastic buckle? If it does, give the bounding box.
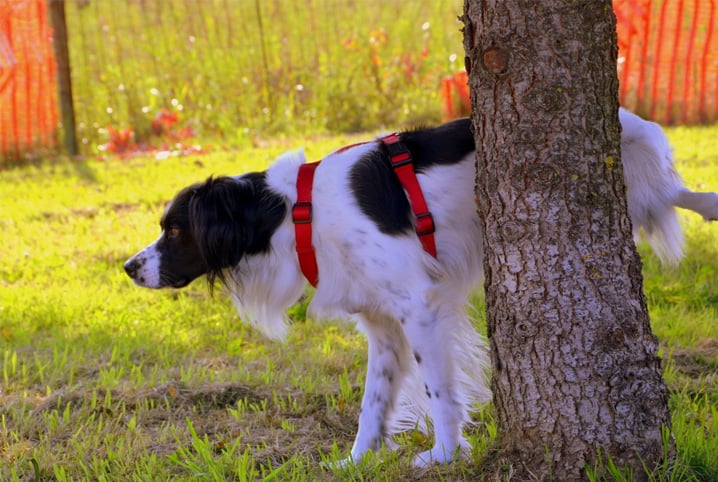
[383,134,413,168]
[415,212,435,236]
[292,202,313,224]
[389,151,413,168]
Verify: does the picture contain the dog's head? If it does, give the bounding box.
[124,173,286,289]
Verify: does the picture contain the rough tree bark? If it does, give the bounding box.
[462,1,672,479]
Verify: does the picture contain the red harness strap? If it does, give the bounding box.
[292,135,437,286]
[380,133,437,257]
[293,161,320,287]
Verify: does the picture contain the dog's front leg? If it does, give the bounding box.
[342,314,409,465]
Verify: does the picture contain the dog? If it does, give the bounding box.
[124,108,718,466]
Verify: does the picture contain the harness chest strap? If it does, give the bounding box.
[292,161,321,287]
[292,135,437,287]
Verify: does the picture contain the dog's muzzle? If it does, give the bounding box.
[123,258,142,280]
[123,256,152,287]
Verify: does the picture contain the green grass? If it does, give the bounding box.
[2,125,718,480]
[61,0,466,154]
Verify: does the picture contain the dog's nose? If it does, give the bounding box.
[124,258,139,278]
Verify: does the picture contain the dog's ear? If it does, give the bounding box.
[188,176,258,285]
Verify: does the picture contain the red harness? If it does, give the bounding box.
[292,134,437,287]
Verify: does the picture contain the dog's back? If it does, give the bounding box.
[281,120,482,318]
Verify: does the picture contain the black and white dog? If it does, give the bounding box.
[124,109,718,466]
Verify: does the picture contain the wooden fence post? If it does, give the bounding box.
[48,0,78,156]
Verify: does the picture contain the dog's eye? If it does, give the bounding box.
[168,227,181,238]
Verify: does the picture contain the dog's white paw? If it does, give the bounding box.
[412,441,467,467]
[328,456,355,470]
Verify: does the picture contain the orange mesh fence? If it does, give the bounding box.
[616,0,718,125]
[441,0,718,125]
[0,0,58,160]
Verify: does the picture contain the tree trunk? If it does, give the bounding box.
[462,1,672,479]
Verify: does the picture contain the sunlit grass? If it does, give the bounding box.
[1,124,718,479]
[62,0,466,153]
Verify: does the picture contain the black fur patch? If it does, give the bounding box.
[349,118,474,235]
[399,117,474,174]
[349,150,413,235]
[160,172,286,288]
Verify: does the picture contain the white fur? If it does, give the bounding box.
[218,143,490,465]
[126,234,163,288]
[619,108,718,261]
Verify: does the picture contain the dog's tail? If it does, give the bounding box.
[632,198,684,265]
[619,108,684,264]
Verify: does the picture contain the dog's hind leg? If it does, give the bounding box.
[397,301,470,467]
[675,188,718,221]
[343,313,411,465]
